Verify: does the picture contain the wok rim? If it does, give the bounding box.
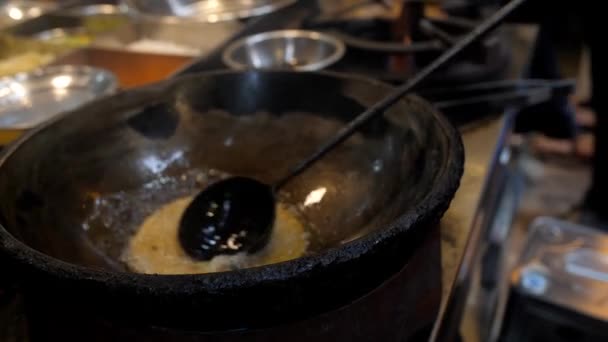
[0,69,464,295]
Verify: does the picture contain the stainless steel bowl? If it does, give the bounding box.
[121,0,297,23]
[222,30,346,71]
[0,1,56,29]
[0,65,117,144]
[118,0,297,56]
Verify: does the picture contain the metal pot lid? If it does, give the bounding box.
[121,0,298,23]
[0,1,56,29]
[0,65,118,129]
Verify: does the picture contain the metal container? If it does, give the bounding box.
[514,217,608,321]
[0,1,56,29]
[121,0,298,23]
[88,22,207,57]
[52,47,195,88]
[222,30,346,71]
[0,65,117,144]
[5,9,130,47]
[118,0,297,56]
[0,33,72,78]
[500,217,608,341]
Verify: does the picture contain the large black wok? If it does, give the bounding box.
[0,71,463,341]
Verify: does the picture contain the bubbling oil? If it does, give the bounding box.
[81,168,310,275]
[121,196,309,275]
[79,108,386,274]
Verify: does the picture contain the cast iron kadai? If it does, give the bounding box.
[0,67,462,342]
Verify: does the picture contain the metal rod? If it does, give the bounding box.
[273,0,528,191]
[430,16,479,30]
[420,19,458,46]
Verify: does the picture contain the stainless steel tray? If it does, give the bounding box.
[0,65,117,134]
[514,217,608,321]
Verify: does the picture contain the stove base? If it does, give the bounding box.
[24,227,441,342]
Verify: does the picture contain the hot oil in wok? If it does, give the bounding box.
[82,169,309,275]
[80,109,386,274]
[122,196,309,275]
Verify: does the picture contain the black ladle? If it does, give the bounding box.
[179,0,527,261]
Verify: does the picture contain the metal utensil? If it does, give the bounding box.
[178,0,528,261]
[423,79,575,111]
[120,0,277,57]
[222,30,346,71]
[0,65,117,144]
[121,0,297,23]
[0,1,56,29]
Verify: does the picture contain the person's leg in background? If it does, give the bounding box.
[581,5,608,221]
[514,17,577,141]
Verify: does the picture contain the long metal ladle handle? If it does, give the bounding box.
[273,0,527,191]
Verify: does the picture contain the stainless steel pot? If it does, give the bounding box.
[120,0,299,54]
[222,30,345,71]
